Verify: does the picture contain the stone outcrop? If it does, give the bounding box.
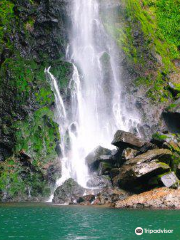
[86,146,112,164]
[86,174,112,188]
[51,130,180,208]
[53,178,85,204]
[85,146,112,171]
[86,130,179,195]
[111,130,147,149]
[115,187,180,209]
[113,159,170,191]
[93,188,131,206]
[77,195,96,205]
[75,187,131,206]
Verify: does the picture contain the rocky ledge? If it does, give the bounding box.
[53,129,180,208]
[115,187,180,209]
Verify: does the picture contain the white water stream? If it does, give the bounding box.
[46,0,141,199]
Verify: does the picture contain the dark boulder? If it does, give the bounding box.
[113,149,172,191]
[97,162,113,176]
[86,174,112,188]
[85,146,112,171]
[113,160,170,190]
[110,149,124,167]
[77,195,95,205]
[125,149,172,166]
[110,168,121,179]
[53,178,85,204]
[85,146,112,165]
[111,130,149,150]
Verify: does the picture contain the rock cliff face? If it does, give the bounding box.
[115,187,180,209]
[100,0,180,138]
[0,0,72,201]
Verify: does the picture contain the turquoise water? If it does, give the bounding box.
[0,203,179,240]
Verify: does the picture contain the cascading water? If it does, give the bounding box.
[46,0,141,195]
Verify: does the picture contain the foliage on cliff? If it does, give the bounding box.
[104,0,180,102]
[0,0,70,201]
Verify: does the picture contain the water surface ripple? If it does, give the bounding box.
[0,204,179,240]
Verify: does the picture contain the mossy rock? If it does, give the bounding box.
[168,82,180,97]
[0,155,51,201]
[50,61,73,89]
[101,0,180,102]
[13,107,60,167]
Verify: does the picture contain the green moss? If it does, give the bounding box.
[101,0,179,102]
[14,107,60,167]
[0,159,25,197]
[0,54,60,163]
[0,0,67,200]
[155,0,180,57]
[167,103,177,110]
[152,132,180,173]
[171,153,180,172]
[0,54,57,110]
[0,156,50,200]
[152,132,168,141]
[170,83,180,95]
[128,0,180,63]
[50,61,73,89]
[123,0,179,101]
[0,0,14,52]
[0,36,61,186]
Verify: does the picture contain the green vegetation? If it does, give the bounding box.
[155,0,180,56]
[0,0,65,200]
[124,0,179,66]
[167,103,178,110]
[152,132,168,141]
[51,61,73,89]
[14,107,60,167]
[102,0,180,102]
[125,0,180,102]
[0,156,50,200]
[0,55,60,162]
[0,0,14,54]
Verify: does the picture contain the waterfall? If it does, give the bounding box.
[69,0,140,148]
[46,0,141,196]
